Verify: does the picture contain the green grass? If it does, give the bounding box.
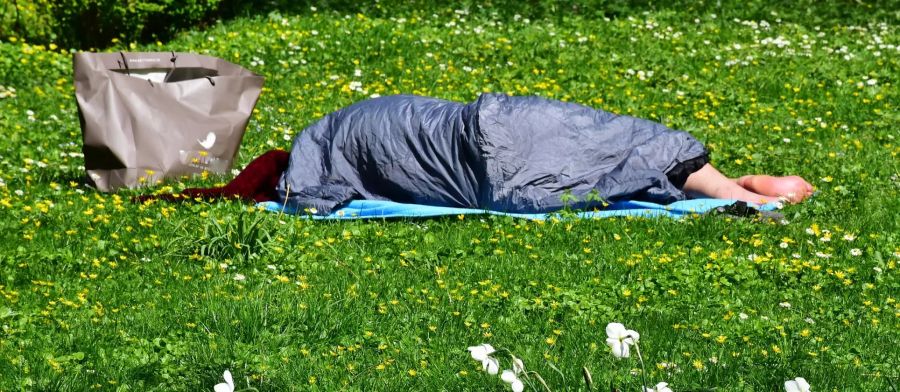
[0,2,898,391]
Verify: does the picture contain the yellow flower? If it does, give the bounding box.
[692,359,704,370]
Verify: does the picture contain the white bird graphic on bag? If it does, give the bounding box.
[198,132,216,149]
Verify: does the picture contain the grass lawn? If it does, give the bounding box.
[0,1,897,390]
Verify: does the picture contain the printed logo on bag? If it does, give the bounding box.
[198,132,217,149]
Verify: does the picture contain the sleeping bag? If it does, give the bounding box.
[277,93,709,215]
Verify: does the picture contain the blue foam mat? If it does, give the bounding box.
[258,198,779,220]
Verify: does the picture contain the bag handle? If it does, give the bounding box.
[117,52,131,76]
[119,51,157,87]
[118,51,216,87]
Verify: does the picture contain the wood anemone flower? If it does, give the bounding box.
[214,370,234,392]
[605,322,640,358]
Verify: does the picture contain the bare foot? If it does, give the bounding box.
[736,175,814,203]
[684,164,775,204]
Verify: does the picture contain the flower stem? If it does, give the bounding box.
[633,340,648,392]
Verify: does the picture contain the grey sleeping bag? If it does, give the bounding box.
[277,93,708,215]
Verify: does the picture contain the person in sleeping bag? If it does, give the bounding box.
[138,93,813,214]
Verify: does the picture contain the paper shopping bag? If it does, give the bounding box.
[73,51,264,191]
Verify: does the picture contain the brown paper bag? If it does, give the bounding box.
[73,51,264,192]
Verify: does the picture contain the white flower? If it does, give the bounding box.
[605,322,640,358]
[468,343,495,361]
[233,274,246,281]
[467,344,500,375]
[644,381,674,392]
[483,357,500,374]
[850,248,862,256]
[501,369,525,392]
[779,302,791,309]
[511,357,525,374]
[784,377,810,392]
[214,370,234,392]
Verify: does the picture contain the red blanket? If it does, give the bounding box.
[134,150,289,203]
